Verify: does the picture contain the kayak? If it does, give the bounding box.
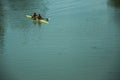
[26,15,49,24]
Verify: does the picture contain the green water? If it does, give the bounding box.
[0,0,120,80]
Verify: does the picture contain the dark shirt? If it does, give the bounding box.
[37,15,42,19]
[32,14,37,18]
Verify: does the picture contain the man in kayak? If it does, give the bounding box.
[32,13,37,20]
[37,14,43,20]
[37,14,49,21]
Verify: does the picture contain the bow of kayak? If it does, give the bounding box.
[26,15,49,24]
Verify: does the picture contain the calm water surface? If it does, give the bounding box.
[0,0,120,80]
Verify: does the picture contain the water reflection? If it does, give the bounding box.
[108,1,120,79]
[108,0,120,27]
[0,1,6,80]
[0,0,5,54]
[108,0,120,8]
[113,11,120,27]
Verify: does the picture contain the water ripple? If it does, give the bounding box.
[47,0,106,16]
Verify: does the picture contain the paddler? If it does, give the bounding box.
[32,13,37,20]
[37,14,49,21]
[37,14,43,20]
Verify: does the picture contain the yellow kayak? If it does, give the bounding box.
[26,15,49,24]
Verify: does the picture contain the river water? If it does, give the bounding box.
[0,0,120,80]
